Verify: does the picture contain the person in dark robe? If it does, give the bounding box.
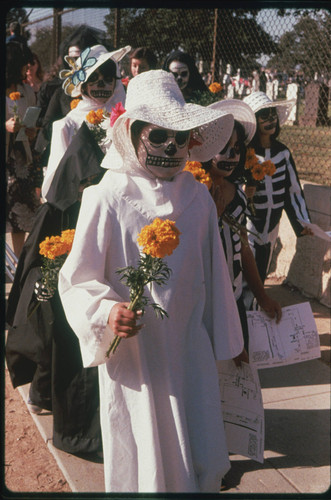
[162,50,209,102]
[6,122,104,455]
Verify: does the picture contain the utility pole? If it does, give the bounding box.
[211,8,220,83]
[114,8,120,49]
[53,8,62,65]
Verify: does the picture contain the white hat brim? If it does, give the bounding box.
[113,105,234,162]
[254,98,296,125]
[208,99,256,144]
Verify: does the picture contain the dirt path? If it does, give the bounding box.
[4,368,71,494]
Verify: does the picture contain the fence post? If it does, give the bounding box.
[52,8,62,65]
[114,8,120,49]
[211,8,220,83]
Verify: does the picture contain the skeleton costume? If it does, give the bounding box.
[208,99,257,349]
[41,44,131,200]
[59,70,244,493]
[243,92,311,308]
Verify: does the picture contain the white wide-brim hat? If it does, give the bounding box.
[243,91,296,126]
[60,44,131,97]
[109,70,234,163]
[208,99,256,145]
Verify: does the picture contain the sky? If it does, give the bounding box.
[25,6,297,42]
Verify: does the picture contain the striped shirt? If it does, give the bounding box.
[246,140,310,246]
[219,185,248,300]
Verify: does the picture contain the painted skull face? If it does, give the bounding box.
[256,107,278,134]
[85,68,116,105]
[168,61,190,90]
[133,123,191,179]
[211,129,241,180]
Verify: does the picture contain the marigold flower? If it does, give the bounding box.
[39,236,68,260]
[86,109,104,125]
[137,218,181,259]
[39,229,75,260]
[70,98,81,110]
[9,92,21,101]
[209,82,222,93]
[251,163,266,181]
[244,148,258,170]
[184,161,212,190]
[60,229,75,253]
[262,159,276,176]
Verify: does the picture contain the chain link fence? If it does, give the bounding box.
[7,7,331,186]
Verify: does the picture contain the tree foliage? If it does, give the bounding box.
[103,8,277,75]
[29,25,81,73]
[6,7,32,41]
[268,10,331,77]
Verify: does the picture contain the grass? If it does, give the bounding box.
[278,99,331,186]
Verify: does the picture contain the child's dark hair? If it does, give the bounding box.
[129,47,157,69]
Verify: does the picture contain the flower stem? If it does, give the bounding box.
[105,293,141,358]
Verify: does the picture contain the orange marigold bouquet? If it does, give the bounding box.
[37,229,75,300]
[9,91,21,121]
[243,148,276,215]
[184,161,212,190]
[209,82,222,94]
[106,218,181,357]
[85,108,110,151]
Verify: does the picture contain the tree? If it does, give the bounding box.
[30,25,80,73]
[268,10,331,78]
[6,7,32,41]
[103,8,277,76]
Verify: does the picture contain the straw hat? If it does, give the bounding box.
[60,44,131,97]
[110,70,234,163]
[243,91,296,126]
[208,99,256,145]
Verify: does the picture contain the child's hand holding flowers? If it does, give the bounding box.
[7,92,22,134]
[106,218,181,357]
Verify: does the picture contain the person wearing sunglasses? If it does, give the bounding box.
[242,91,312,310]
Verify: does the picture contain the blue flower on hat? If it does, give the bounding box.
[59,47,97,96]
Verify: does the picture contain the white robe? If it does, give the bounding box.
[41,79,126,200]
[59,167,244,493]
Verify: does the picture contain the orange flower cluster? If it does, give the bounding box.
[70,98,81,110]
[184,161,212,190]
[39,229,75,260]
[137,218,181,259]
[209,82,222,93]
[9,92,21,101]
[244,148,276,182]
[86,109,104,125]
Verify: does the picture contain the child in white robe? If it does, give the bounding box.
[59,70,244,493]
[41,44,131,200]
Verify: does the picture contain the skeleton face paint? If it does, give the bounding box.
[210,129,240,180]
[133,123,190,179]
[256,107,278,134]
[168,61,190,90]
[85,68,116,105]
